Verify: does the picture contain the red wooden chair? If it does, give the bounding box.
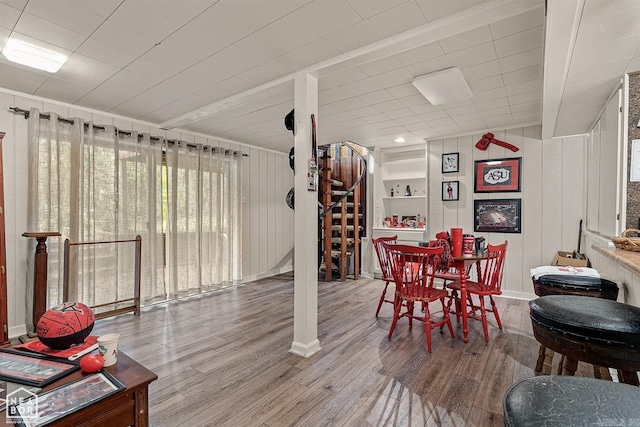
[446,241,508,342]
[384,243,455,353]
[372,236,398,317]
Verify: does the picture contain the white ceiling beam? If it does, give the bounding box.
[161,0,544,131]
[542,0,585,139]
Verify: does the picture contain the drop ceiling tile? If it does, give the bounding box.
[468,75,504,93]
[370,119,400,129]
[107,1,182,41]
[461,60,501,82]
[321,96,369,115]
[575,7,640,49]
[571,35,640,71]
[502,64,542,86]
[396,42,445,66]
[386,82,420,98]
[498,48,542,74]
[319,87,354,105]
[90,19,157,57]
[555,104,601,136]
[342,77,384,96]
[385,108,415,120]
[137,0,213,26]
[512,109,540,121]
[56,53,119,87]
[505,78,542,96]
[164,73,210,95]
[365,1,427,39]
[323,20,380,53]
[432,124,461,134]
[255,12,321,52]
[452,111,483,122]
[294,0,362,37]
[419,110,449,121]
[472,87,507,102]
[567,57,631,86]
[399,94,430,108]
[124,58,175,85]
[445,41,496,68]
[415,0,483,22]
[372,67,413,88]
[361,113,389,124]
[216,0,289,31]
[479,106,511,118]
[581,0,640,20]
[510,100,541,113]
[236,57,300,85]
[0,3,21,31]
[484,115,513,128]
[493,26,543,58]
[456,118,486,130]
[287,38,342,68]
[372,99,406,112]
[358,89,396,105]
[507,90,541,106]
[473,97,509,110]
[490,7,544,40]
[183,58,237,86]
[115,85,191,119]
[75,37,137,69]
[394,115,424,125]
[320,67,369,90]
[359,56,405,77]
[227,33,289,68]
[347,0,409,19]
[403,121,433,131]
[278,0,314,12]
[410,103,442,115]
[445,104,478,116]
[25,0,106,36]
[0,61,47,93]
[438,26,492,54]
[141,45,200,74]
[406,56,452,78]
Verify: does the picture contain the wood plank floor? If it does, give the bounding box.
[92,273,596,426]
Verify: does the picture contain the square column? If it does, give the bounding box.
[290,71,321,357]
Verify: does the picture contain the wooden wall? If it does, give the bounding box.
[427,125,586,298]
[0,89,294,337]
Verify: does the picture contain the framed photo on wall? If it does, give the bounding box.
[474,198,521,233]
[442,153,459,173]
[474,157,521,193]
[442,181,459,201]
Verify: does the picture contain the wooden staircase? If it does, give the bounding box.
[319,143,366,282]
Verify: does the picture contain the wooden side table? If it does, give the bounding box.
[6,351,157,426]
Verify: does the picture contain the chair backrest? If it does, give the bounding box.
[383,243,443,299]
[373,236,398,281]
[479,241,508,292]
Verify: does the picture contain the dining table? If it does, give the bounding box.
[451,253,487,343]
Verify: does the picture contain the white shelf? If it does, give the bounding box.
[382,175,426,181]
[382,196,426,200]
[373,227,426,231]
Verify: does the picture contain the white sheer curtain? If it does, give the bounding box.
[165,141,242,298]
[26,108,242,322]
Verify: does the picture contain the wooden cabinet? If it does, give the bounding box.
[0,132,8,346]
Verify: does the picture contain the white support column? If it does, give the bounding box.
[290,71,321,357]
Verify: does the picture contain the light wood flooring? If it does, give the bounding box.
[92,273,596,426]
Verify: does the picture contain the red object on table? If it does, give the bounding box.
[16,335,98,358]
[80,354,104,373]
[451,228,463,257]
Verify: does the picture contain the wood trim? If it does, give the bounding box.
[0,132,8,346]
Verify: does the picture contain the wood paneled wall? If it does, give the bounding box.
[427,125,586,298]
[0,90,294,337]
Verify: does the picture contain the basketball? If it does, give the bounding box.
[36,302,95,350]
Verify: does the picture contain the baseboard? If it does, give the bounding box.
[500,290,536,301]
[9,324,27,340]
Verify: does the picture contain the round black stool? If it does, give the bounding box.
[531,274,619,376]
[530,295,640,385]
[503,376,640,426]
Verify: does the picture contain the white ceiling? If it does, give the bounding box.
[1,0,639,153]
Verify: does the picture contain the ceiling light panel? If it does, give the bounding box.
[2,39,67,73]
[412,67,473,105]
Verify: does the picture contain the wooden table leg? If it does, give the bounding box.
[459,266,468,343]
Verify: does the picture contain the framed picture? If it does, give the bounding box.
[0,348,79,388]
[474,198,521,233]
[9,372,125,427]
[442,152,459,173]
[474,157,521,193]
[442,181,459,201]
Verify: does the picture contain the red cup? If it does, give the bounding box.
[463,237,475,256]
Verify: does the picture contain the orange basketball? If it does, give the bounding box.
[36,302,95,350]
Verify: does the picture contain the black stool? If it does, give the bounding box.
[530,295,640,385]
[531,274,618,376]
[504,376,640,426]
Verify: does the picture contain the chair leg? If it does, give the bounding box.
[535,344,546,372]
[376,281,390,317]
[388,295,402,340]
[424,304,432,353]
[480,297,489,342]
[407,301,414,330]
[489,296,502,330]
[562,357,578,376]
[441,297,455,339]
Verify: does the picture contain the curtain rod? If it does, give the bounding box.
[9,107,248,156]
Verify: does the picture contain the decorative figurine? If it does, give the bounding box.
[405,185,411,196]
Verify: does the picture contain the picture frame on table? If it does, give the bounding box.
[474,198,521,233]
[9,372,125,427]
[0,348,79,388]
[442,152,459,173]
[474,157,521,193]
[442,181,459,201]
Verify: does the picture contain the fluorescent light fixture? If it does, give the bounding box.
[2,39,67,72]
[395,137,405,143]
[412,67,472,106]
